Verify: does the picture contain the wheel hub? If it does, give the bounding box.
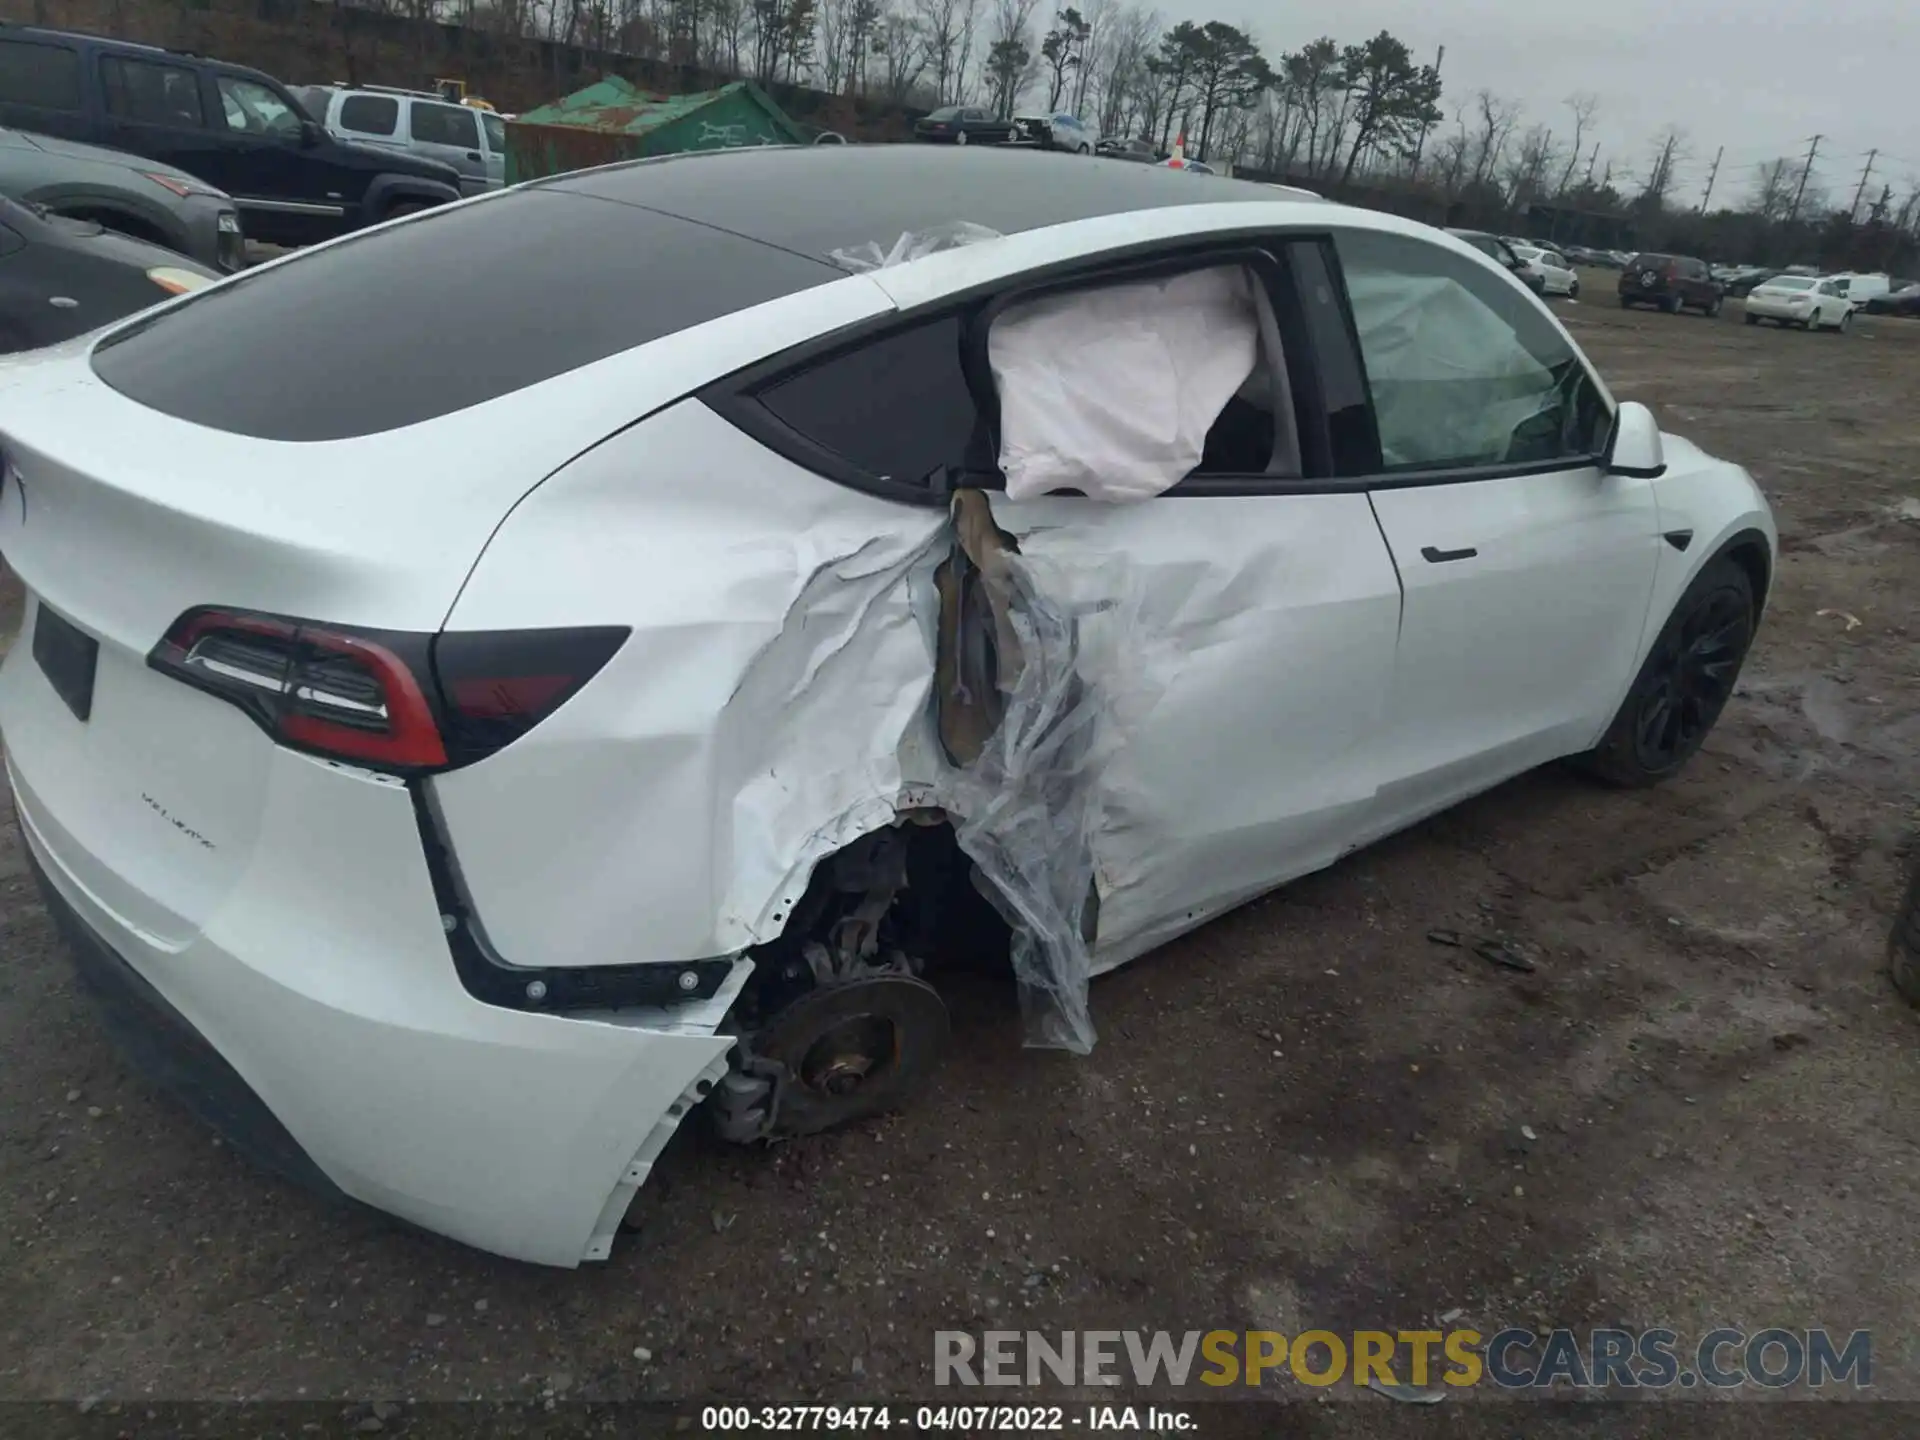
[753,973,950,1136]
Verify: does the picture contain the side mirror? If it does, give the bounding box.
[1605,400,1666,479]
[299,120,323,148]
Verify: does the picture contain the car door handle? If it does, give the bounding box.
[1420,545,1478,563]
[466,151,482,162]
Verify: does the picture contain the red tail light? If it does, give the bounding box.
[149,608,627,774]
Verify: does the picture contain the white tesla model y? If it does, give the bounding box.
[0,146,1774,1266]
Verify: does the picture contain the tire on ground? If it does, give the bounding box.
[1575,553,1756,788]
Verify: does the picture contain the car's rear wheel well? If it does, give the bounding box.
[712,815,1014,1144]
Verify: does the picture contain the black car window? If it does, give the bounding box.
[91,189,842,442]
[751,315,980,491]
[482,111,506,150]
[1335,228,1610,474]
[339,93,400,137]
[0,39,83,110]
[101,55,206,128]
[411,101,479,149]
[216,76,303,138]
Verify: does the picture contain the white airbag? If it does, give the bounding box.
[989,265,1259,502]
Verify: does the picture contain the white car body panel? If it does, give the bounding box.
[0,168,1777,1265]
[983,490,1403,966]
[1361,463,1661,836]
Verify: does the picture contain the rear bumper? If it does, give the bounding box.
[10,747,745,1267]
[29,844,348,1199]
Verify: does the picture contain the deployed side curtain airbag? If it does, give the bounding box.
[989,265,1260,502]
[1344,270,1560,469]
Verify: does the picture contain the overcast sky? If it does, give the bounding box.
[1170,0,1920,206]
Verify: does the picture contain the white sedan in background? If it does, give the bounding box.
[1743,275,1855,331]
[0,148,1774,1266]
[1513,245,1579,298]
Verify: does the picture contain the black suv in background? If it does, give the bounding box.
[0,24,463,246]
[1619,253,1723,316]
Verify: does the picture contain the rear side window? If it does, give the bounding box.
[0,39,82,109]
[339,93,399,136]
[92,189,841,441]
[411,100,479,148]
[752,316,980,490]
[482,111,505,150]
[100,55,205,127]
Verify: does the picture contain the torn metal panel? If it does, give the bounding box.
[938,490,1156,1053]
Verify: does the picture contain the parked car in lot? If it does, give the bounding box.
[1742,274,1855,331]
[1619,252,1722,315]
[1719,266,1776,298]
[0,193,212,351]
[912,105,1013,145]
[0,147,1775,1266]
[0,25,464,245]
[1447,227,1544,293]
[1512,243,1579,298]
[294,84,506,196]
[1862,280,1920,316]
[1824,272,1890,306]
[0,125,243,272]
[1096,135,1158,162]
[1011,112,1096,154]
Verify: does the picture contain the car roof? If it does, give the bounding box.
[534,144,1318,269]
[6,23,287,86]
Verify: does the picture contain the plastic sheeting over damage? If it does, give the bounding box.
[937,491,1154,1053]
[989,265,1260,502]
[829,221,1005,273]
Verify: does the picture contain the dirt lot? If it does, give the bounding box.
[1,282,1918,1426]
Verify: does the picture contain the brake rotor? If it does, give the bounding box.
[754,973,950,1136]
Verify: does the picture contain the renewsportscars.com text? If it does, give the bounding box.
[934,1327,1872,1390]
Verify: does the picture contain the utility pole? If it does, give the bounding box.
[1787,133,1821,223]
[1698,145,1723,212]
[1408,43,1444,181]
[1850,148,1877,222]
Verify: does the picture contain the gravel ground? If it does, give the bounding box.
[1,281,1917,1428]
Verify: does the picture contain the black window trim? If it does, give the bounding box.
[703,229,1358,506]
[704,222,1619,507]
[1323,224,1616,490]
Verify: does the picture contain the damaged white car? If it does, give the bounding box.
[0,146,1774,1266]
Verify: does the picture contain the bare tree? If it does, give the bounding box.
[1639,125,1685,210]
[1501,123,1556,206]
[1746,157,1796,221]
[984,0,1041,114]
[916,0,977,100]
[1467,89,1517,188]
[1554,92,1597,196]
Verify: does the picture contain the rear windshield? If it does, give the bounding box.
[91,189,841,441]
[1766,276,1813,290]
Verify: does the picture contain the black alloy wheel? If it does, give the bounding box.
[1578,556,1756,787]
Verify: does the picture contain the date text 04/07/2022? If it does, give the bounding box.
[698,1405,1196,1431]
